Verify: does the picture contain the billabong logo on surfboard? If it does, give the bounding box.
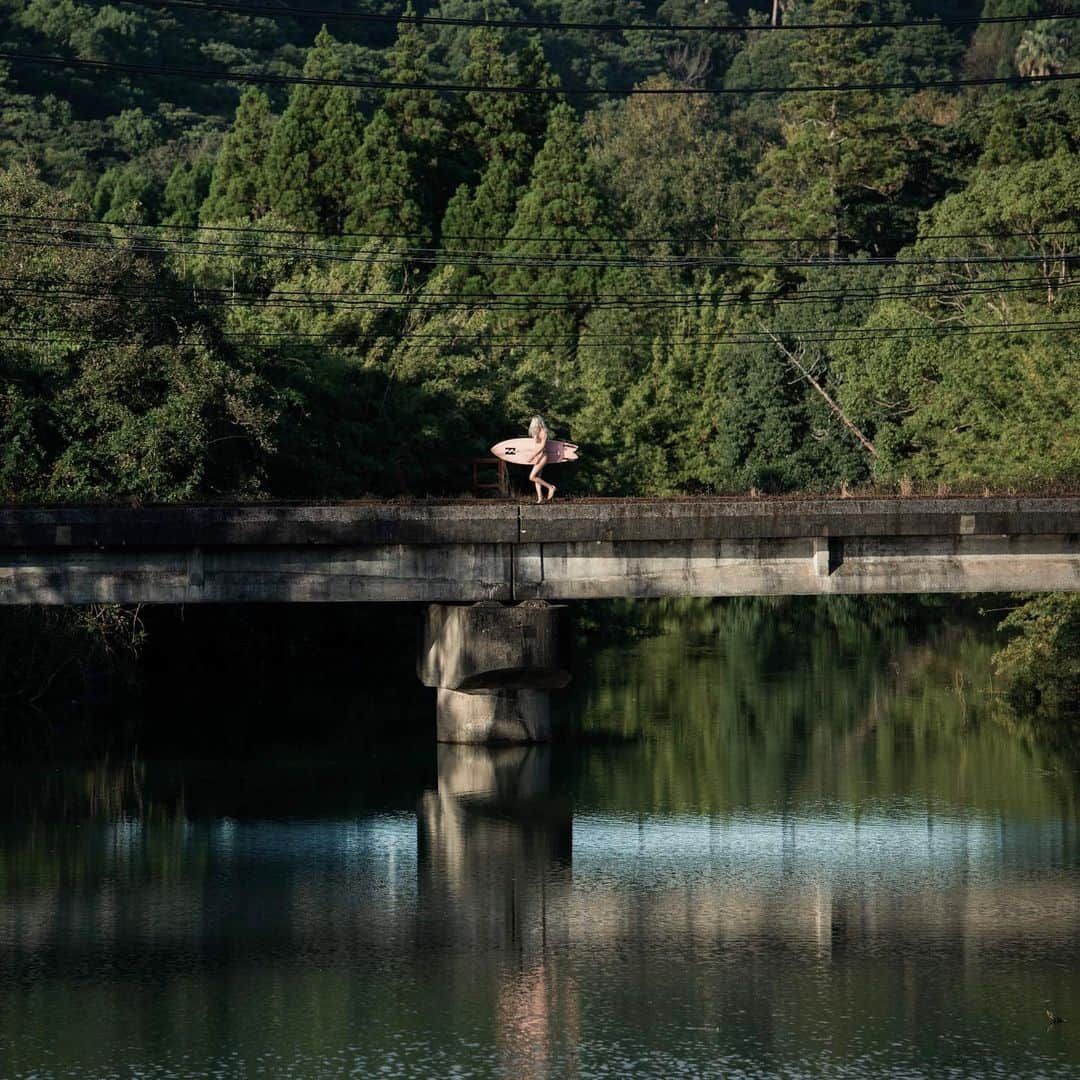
[490,438,580,464]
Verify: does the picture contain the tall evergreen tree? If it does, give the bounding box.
[263,27,364,234]
[442,30,557,286]
[93,162,161,224]
[347,108,427,239]
[441,154,522,251]
[746,0,907,260]
[494,103,622,421]
[347,6,448,239]
[163,158,212,228]
[381,4,448,152]
[453,30,555,178]
[200,88,274,224]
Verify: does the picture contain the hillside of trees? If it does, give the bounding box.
[1,0,1079,718]
[3,0,1078,498]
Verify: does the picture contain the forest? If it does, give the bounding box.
[0,0,1079,722]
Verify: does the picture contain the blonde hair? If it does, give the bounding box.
[528,415,549,438]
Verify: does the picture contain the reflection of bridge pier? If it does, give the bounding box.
[417,744,576,1076]
[418,603,570,744]
[417,745,571,950]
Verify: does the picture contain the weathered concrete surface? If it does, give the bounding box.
[514,534,1080,599]
[0,544,513,603]
[1,498,1079,602]
[517,497,1080,542]
[435,688,551,743]
[418,602,569,690]
[2,497,1076,550]
[420,602,567,743]
[0,502,519,548]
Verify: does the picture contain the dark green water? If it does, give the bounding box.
[2,597,1080,1078]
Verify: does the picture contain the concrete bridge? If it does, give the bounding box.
[3,496,1078,743]
[1,496,1078,605]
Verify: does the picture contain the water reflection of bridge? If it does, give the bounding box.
[417,747,1080,959]
[3,752,1079,1076]
[4,749,1077,965]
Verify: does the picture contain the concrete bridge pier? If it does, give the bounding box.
[418,602,570,744]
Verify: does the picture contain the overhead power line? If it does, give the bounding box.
[2,232,1078,269]
[6,275,1072,306]
[5,275,1078,312]
[7,270,1076,301]
[119,0,1080,35]
[4,49,1080,96]
[5,213,1080,249]
[7,320,1080,351]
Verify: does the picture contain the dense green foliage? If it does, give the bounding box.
[4,0,1077,499]
[2,0,1080,716]
[995,594,1080,715]
[0,169,277,500]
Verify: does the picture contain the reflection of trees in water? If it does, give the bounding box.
[0,759,193,891]
[3,702,1080,1074]
[1,757,150,823]
[567,596,1079,818]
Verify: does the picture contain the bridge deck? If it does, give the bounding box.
[1,497,1078,603]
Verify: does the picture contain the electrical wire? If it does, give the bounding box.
[118,0,1080,36]
[6,319,1080,351]
[6,215,1080,257]
[4,49,1080,96]
[2,288,1076,316]
[9,211,1080,248]
[4,274,1077,313]
[2,230,1078,269]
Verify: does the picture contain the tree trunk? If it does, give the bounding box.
[763,329,879,459]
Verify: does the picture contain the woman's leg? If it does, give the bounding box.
[529,462,555,502]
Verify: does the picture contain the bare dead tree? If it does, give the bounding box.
[762,327,880,459]
[772,0,796,26]
[666,42,712,87]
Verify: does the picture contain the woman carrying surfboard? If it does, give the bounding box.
[489,417,579,503]
[527,415,556,503]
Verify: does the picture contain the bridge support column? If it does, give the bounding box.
[435,688,550,744]
[419,602,569,744]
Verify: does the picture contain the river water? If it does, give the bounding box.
[2,597,1079,1078]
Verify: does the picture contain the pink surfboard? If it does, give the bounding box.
[490,437,580,464]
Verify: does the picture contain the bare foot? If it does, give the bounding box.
[546,485,557,501]
[536,495,543,503]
